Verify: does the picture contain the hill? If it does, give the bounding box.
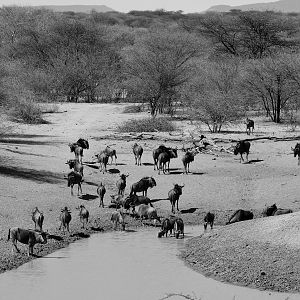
[33,5,115,13]
[207,0,300,13]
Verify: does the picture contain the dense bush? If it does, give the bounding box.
[118,117,176,132]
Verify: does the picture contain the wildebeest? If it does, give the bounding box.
[32,207,44,232]
[291,143,300,165]
[95,152,109,174]
[69,143,83,164]
[111,210,125,231]
[153,145,168,170]
[245,118,254,135]
[116,173,129,196]
[174,217,184,239]
[157,148,178,175]
[130,176,156,197]
[97,182,106,208]
[136,204,160,225]
[182,149,198,174]
[7,227,47,256]
[133,143,143,166]
[204,212,215,230]
[101,146,117,165]
[59,207,72,233]
[110,194,151,213]
[168,184,184,214]
[67,171,83,196]
[262,204,293,217]
[77,205,89,229]
[76,138,89,149]
[226,209,253,225]
[66,159,83,177]
[158,218,174,238]
[234,141,251,163]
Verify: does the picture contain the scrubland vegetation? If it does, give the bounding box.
[0,7,300,129]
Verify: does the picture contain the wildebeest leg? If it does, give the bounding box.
[176,199,179,212]
[246,152,249,162]
[71,185,74,196]
[240,153,244,163]
[298,156,300,166]
[67,223,70,233]
[12,240,20,253]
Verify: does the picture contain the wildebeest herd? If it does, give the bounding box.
[7,119,300,256]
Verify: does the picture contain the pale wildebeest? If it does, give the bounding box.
[157,148,178,175]
[226,209,253,225]
[76,138,89,150]
[97,182,106,208]
[174,217,184,239]
[116,173,129,196]
[234,141,251,163]
[7,227,47,256]
[291,143,300,165]
[111,210,125,231]
[77,205,89,229]
[262,204,293,217]
[136,204,161,225]
[133,143,143,166]
[95,152,109,174]
[245,118,254,135]
[182,148,198,174]
[204,212,215,230]
[69,143,83,164]
[130,176,156,197]
[59,207,72,233]
[168,184,184,214]
[66,159,83,177]
[32,207,44,232]
[158,218,174,238]
[101,146,117,165]
[67,171,83,196]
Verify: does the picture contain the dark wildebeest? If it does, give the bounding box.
[102,146,117,165]
[136,204,161,225]
[111,210,125,231]
[168,184,184,214]
[69,143,83,164]
[158,218,174,238]
[226,209,253,225]
[66,159,83,177]
[133,143,143,166]
[182,149,198,174]
[116,173,129,196]
[130,177,156,197]
[110,194,150,213]
[291,143,300,165]
[76,138,89,150]
[95,152,109,174]
[174,217,184,239]
[245,118,254,135]
[59,207,72,233]
[157,148,178,175]
[153,145,177,170]
[204,212,215,230]
[32,207,44,232]
[67,171,83,196]
[97,182,106,208]
[234,141,251,163]
[77,205,89,229]
[262,204,293,217]
[7,227,47,256]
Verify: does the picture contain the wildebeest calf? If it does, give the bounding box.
[226,209,253,225]
[234,141,251,163]
[78,205,89,229]
[59,207,72,233]
[111,210,125,231]
[7,227,47,256]
[116,173,129,196]
[204,212,215,230]
[32,207,44,232]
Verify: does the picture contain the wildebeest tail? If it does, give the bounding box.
[7,228,10,241]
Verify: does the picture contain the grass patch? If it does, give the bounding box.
[40,103,60,114]
[118,117,176,132]
[122,104,144,114]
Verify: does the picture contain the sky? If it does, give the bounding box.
[0,0,277,13]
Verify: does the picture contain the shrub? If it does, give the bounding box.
[118,117,176,132]
[41,103,60,114]
[122,104,144,114]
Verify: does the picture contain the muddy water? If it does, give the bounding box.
[0,226,297,300]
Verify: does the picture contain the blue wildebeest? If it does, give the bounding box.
[133,143,143,166]
[262,204,293,217]
[111,210,125,231]
[69,143,83,164]
[7,227,47,256]
[136,204,161,225]
[174,217,184,239]
[102,146,117,165]
[234,141,251,163]
[130,177,156,197]
[67,171,83,196]
[182,148,198,174]
[245,118,254,135]
[291,143,300,165]
[59,207,72,233]
[204,212,215,230]
[97,182,106,208]
[158,218,174,238]
[116,173,129,196]
[157,148,178,175]
[168,184,184,214]
[32,207,44,232]
[153,145,168,170]
[66,159,83,177]
[226,209,253,225]
[77,205,89,229]
[95,152,109,174]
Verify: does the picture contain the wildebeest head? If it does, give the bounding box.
[263,204,277,216]
[233,142,242,155]
[120,173,129,180]
[292,143,300,157]
[173,183,184,195]
[148,177,156,187]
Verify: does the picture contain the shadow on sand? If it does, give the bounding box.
[78,194,98,201]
